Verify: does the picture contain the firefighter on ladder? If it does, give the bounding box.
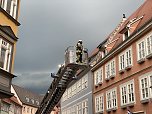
[76,40,83,63]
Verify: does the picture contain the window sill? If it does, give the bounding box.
[96,111,104,114]
[141,99,149,104]
[125,65,132,71]
[146,53,152,59]
[106,109,112,112]
[137,58,145,64]
[112,107,117,111]
[95,84,99,87]
[110,75,115,79]
[98,82,103,85]
[105,77,110,81]
[119,69,125,74]
[121,102,134,109]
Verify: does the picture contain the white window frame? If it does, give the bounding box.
[105,63,110,80]
[76,102,81,114]
[0,39,12,72]
[146,34,152,56]
[82,75,88,90]
[106,87,117,111]
[120,79,135,107]
[105,59,116,80]
[94,67,103,86]
[125,48,132,67]
[77,79,82,93]
[139,74,152,102]
[137,39,146,61]
[119,47,133,72]
[82,99,88,114]
[0,0,7,10]
[10,0,17,19]
[95,94,104,113]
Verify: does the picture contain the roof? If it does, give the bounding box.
[99,0,152,54]
[0,25,18,41]
[12,84,43,108]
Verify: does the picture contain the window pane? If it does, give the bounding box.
[0,48,6,68]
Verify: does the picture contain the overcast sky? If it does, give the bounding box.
[13,0,144,94]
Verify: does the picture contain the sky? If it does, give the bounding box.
[13,0,144,94]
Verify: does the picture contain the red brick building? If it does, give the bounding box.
[91,1,152,114]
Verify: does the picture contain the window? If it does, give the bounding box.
[77,103,81,114]
[6,0,11,13]
[10,0,18,19]
[82,75,88,89]
[94,67,103,85]
[82,99,88,114]
[119,54,125,71]
[72,84,77,96]
[27,107,29,113]
[77,79,82,93]
[146,35,152,56]
[105,59,116,80]
[119,47,132,72]
[137,33,152,62]
[137,40,146,60]
[71,105,76,114]
[95,94,104,113]
[67,108,71,114]
[0,0,6,9]
[123,30,130,41]
[106,88,117,111]
[120,80,135,107]
[0,39,12,72]
[68,87,72,98]
[139,74,152,102]
[110,60,115,76]
[126,49,132,67]
[105,63,110,80]
[31,99,34,104]
[25,97,29,102]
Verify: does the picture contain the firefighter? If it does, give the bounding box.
[76,40,83,63]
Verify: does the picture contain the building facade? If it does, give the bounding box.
[61,68,93,114]
[0,0,20,98]
[0,96,22,114]
[91,1,152,114]
[12,85,43,114]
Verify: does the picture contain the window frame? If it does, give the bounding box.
[106,87,117,111]
[139,74,152,102]
[120,79,135,107]
[94,67,103,86]
[95,93,104,113]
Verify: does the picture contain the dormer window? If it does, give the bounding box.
[31,99,34,104]
[36,101,39,105]
[25,97,29,102]
[123,30,130,41]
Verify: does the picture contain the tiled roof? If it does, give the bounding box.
[12,84,43,108]
[100,0,152,53]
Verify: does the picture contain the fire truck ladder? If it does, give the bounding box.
[35,46,89,114]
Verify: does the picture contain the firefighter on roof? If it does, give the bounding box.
[76,40,83,63]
